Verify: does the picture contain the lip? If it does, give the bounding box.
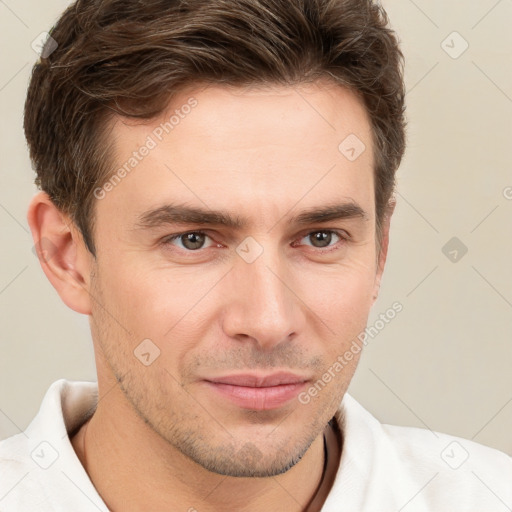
[207,371,309,387]
[203,372,309,411]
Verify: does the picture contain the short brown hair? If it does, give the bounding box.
[24,0,407,257]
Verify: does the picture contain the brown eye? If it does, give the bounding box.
[298,230,346,249]
[163,231,211,251]
[308,231,333,248]
[180,232,206,250]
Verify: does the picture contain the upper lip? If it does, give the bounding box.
[206,372,309,388]
[205,372,310,388]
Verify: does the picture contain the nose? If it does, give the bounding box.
[220,243,304,351]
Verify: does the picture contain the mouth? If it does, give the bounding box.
[203,372,310,411]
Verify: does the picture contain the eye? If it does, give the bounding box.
[162,231,214,251]
[295,230,347,250]
[161,229,348,254]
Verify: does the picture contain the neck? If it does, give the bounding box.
[71,382,331,512]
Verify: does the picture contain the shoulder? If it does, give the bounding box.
[383,422,511,487]
[384,422,512,510]
[0,379,105,511]
[329,393,512,511]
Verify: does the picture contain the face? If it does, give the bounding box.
[88,80,385,477]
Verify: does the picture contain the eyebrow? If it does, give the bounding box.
[133,201,369,231]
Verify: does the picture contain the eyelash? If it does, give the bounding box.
[160,229,349,254]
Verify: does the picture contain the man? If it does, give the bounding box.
[1,0,511,510]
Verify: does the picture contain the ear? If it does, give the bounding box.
[372,197,396,305]
[27,191,94,315]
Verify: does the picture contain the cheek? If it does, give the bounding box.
[94,255,172,336]
[98,260,216,365]
[297,260,376,351]
[299,255,377,310]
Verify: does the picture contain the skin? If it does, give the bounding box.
[27,80,393,511]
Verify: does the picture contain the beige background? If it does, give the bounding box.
[1,0,511,458]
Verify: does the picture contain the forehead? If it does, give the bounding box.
[100,81,375,229]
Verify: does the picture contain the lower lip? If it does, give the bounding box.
[204,381,307,410]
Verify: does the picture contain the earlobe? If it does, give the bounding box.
[27,191,93,315]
